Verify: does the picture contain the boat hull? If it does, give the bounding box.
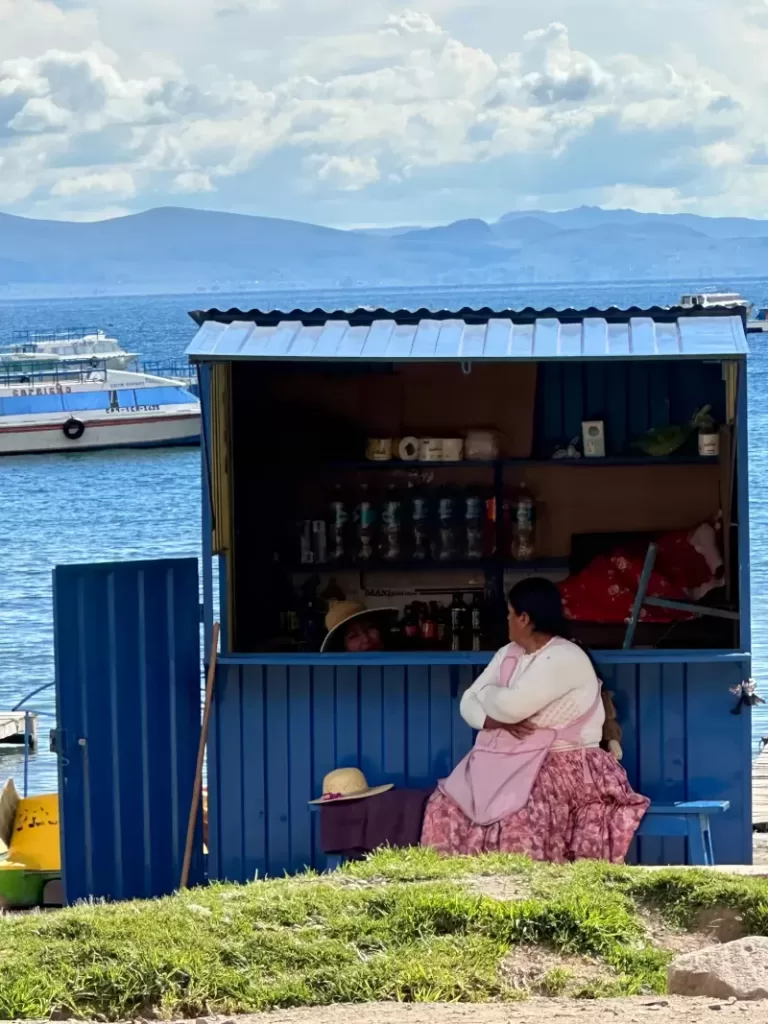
[0,410,200,455]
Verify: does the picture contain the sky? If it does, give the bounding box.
[2,0,768,226]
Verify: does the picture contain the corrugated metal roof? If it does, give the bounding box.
[186,308,748,362]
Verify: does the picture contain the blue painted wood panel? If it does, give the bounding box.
[535,361,726,455]
[209,654,752,880]
[53,558,203,904]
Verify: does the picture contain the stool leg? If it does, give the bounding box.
[687,816,707,866]
[700,815,715,867]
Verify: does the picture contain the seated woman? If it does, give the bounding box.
[321,601,398,653]
[421,578,649,863]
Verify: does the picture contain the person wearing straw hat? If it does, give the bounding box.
[321,600,398,653]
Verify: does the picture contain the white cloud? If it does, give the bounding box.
[307,153,380,190]
[171,170,215,193]
[51,170,136,198]
[0,2,765,223]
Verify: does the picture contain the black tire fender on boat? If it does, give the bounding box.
[62,418,85,441]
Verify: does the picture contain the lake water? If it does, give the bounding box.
[2,280,767,793]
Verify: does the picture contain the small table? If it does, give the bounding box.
[636,800,730,866]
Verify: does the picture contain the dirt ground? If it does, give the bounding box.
[193,999,768,1024]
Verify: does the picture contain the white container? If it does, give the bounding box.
[366,438,393,461]
[441,438,464,461]
[582,420,606,458]
[698,432,719,457]
[419,438,443,462]
[465,430,498,461]
[397,436,420,461]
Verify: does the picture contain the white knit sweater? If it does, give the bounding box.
[460,639,605,752]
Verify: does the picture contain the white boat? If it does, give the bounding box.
[2,329,138,371]
[0,363,200,455]
[679,292,753,316]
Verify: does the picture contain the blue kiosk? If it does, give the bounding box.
[53,304,753,904]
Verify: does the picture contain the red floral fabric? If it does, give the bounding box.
[559,521,722,624]
[420,748,649,863]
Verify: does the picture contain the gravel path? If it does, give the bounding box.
[199,998,767,1024]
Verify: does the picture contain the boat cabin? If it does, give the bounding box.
[50,303,754,903]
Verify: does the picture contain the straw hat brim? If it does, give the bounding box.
[308,783,394,805]
[320,607,399,653]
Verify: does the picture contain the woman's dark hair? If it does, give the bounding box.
[507,577,602,682]
[507,577,570,639]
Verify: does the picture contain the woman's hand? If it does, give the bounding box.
[483,716,536,739]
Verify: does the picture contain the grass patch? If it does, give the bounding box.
[0,850,767,1019]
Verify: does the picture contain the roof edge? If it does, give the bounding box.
[188,304,748,329]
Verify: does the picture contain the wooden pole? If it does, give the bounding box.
[180,621,220,890]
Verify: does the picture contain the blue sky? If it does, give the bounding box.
[1,0,767,225]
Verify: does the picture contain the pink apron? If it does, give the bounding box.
[439,645,602,827]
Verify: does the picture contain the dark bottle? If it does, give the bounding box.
[435,491,458,562]
[402,603,421,648]
[355,485,377,563]
[329,486,349,563]
[470,592,484,651]
[320,576,345,610]
[436,602,450,648]
[410,491,430,561]
[299,575,323,650]
[420,601,438,648]
[464,492,484,560]
[299,519,314,565]
[381,485,402,561]
[450,592,467,651]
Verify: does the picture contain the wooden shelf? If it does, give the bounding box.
[287,558,569,574]
[300,456,719,472]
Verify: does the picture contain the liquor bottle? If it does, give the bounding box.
[450,592,467,651]
[299,575,323,650]
[402,603,420,649]
[436,601,450,648]
[420,602,438,649]
[470,592,484,651]
[511,483,536,562]
[320,576,345,610]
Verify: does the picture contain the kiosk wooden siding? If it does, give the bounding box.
[186,306,752,879]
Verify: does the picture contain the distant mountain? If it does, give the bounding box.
[2,203,768,297]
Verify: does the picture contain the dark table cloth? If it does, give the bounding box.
[318,787,435,858]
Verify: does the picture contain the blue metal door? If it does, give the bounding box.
[53,558,203,903]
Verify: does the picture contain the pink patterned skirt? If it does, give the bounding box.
[421,748,649,863]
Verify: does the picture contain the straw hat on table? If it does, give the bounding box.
[309,766,393,805]
[320,600,398,653]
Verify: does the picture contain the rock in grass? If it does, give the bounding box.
[668,936,768,1000]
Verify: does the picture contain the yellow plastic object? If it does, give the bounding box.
[0,795,60,872]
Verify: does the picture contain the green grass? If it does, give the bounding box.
[0,848,767,1020]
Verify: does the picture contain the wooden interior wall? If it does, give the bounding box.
[271,362,539,458]
[506,464,722,557]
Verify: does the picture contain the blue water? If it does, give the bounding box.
[1,280,767,793]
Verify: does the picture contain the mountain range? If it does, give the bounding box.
[2,204,768,296]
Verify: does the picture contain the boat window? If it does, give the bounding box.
[117,390,138,408]
[0,394,65,415]
[136,386,188,405]
[62,391,112,411]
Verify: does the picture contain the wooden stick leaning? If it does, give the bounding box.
[180,621,220,890]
